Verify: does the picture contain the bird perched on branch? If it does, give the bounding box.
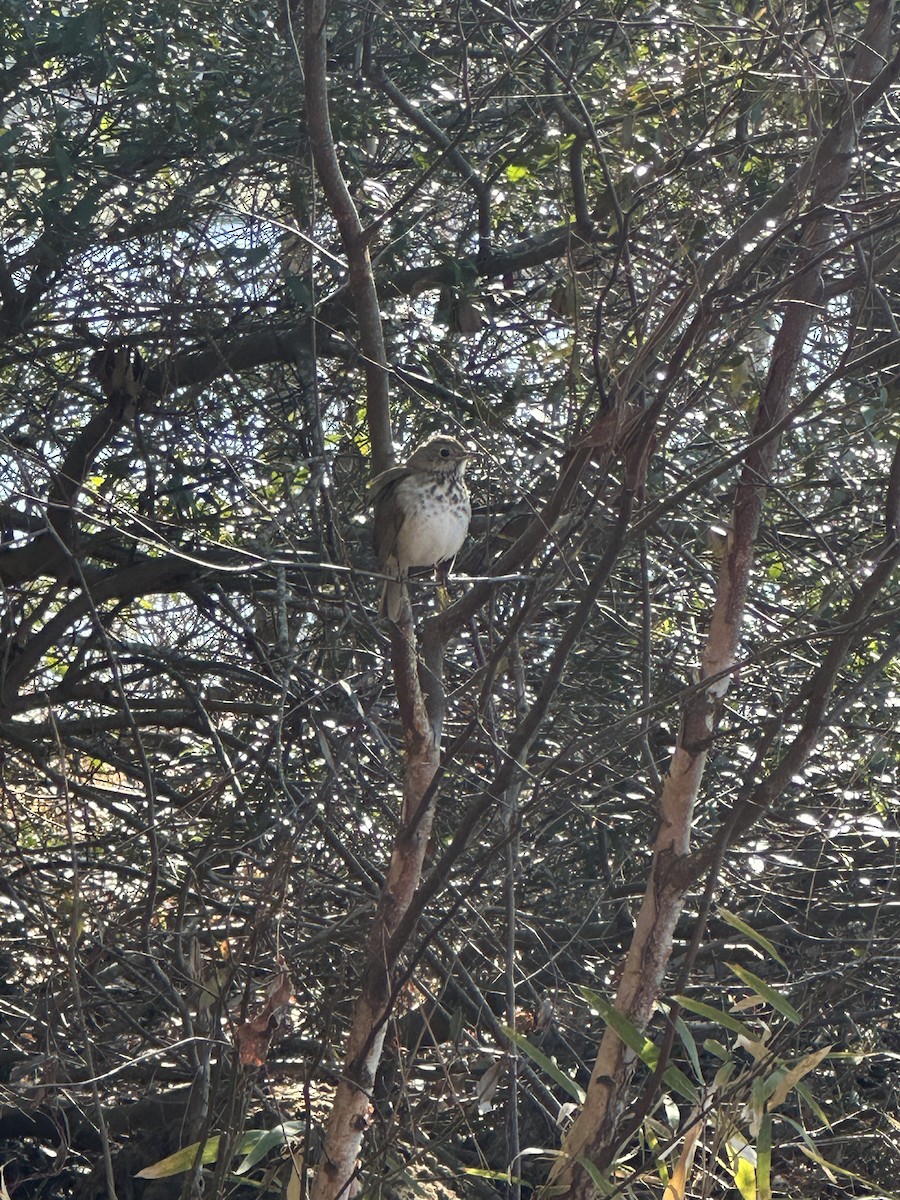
[370,434,472,621]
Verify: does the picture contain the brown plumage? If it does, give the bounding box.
[370,435,472,620]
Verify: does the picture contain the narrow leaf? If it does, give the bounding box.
[717,908,787,969]
[726,964,802,1024]
[768,1045,832,1111]
[674,1015,703,1082]
[580,989,655,1061]
[757,1114,772,1200]
[795,1142,899,1188]
[674,994,750,1038]
[136,1132,258,1180]
[235,1122,304,1175]
[462,1167,528,1185]
[475,1059,503,1114]
[136,1137,223,1179]
[748,1075,766,1137]
[575,1155,616,1195]
[733,1153,756,1200]
[502,1025,585,1103]
[663,1064,699,1103]
[581,992,696,1101]
[794,1080,832,1127]
[662,1118,703,1200]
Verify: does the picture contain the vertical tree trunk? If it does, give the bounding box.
[546,4,896,1193]
[302,2,447,1192]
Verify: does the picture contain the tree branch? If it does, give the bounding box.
[303,0,392,472]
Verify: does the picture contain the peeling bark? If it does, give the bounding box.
[302,9,451,1194]
[546,3,897,1194]
[310,605,442,1200]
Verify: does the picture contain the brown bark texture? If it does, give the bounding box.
[546,2,898,1194]
[302,5,449,1196]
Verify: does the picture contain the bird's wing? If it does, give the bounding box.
[368,464,408,504]
[371,472,410,565]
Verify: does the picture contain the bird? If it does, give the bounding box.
[369,434,472,620]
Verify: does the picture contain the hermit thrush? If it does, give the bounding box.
[370,434,472,620]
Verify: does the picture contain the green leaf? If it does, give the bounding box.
[794,1138,900,1192]
[505,164,530,182]
[580,991,696,1102]
[135,1132,258,1179]
[717,909,787,969]
[674,1014,703,1082]
[234,1122,304,1175]
[661,1063,698,1103]
[136,1137,224,1179]
[674,995,750,1038]
[580,988,650,1057]
[726,964,802,1024]
[502,1024,585,1103]
[462,1167,529,1185]
[575,1155,616,1195]
[794,1080,832,1128]
[757,1114,772,1200]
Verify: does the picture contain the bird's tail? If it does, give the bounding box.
[380,577,405,622]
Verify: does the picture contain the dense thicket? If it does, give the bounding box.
[1,1,899,1197]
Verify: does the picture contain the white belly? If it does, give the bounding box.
[392,476,470,568]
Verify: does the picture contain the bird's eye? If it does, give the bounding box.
[440,447,450,457]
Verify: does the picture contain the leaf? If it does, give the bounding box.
[506,164,530,182]
[575,1155,616,1195]
[580,991,696,1102]
[793,1141,898,1189]
[729,355,753,396]
[712,1061,736,1090]
[136,1132,259,1178]
[234,966,293,1066]
[661,1063,698,1103]
[673,1013,702,1081]
[580,988,651,1058]
[662,1118,703,1200]
[136,1137,221,1179]
[748,1075,767,1137]
[757,1114,772,1200]
[733,1152,756,1200]
[234,1122,304,1175]
[462,1167,529,1184]
[502,1025,585,1103]
[767,1045,832,1111]
[286,1164,303,1200]
[717,909,787,969]
[794,1080,831,1127]
[726,964,802,1024]
[475,1059,503,1114]
[674,995,749,1038]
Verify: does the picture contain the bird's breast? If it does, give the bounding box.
[392,476,471,568]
